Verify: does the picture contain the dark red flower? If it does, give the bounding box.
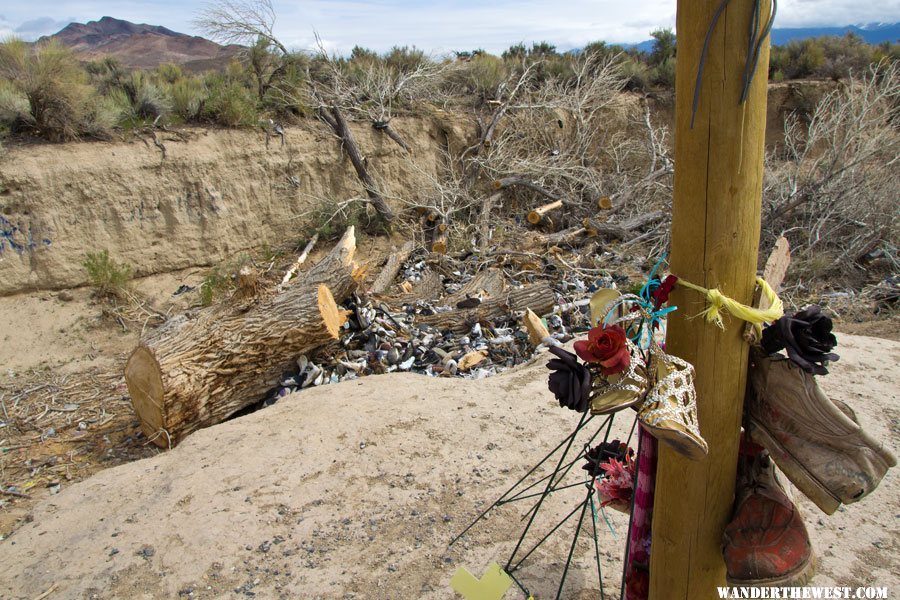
[761,305,839,375]
[651,275,678,309]
[582,440,634,478]
[574,325,631,376]
[546,346,592,413]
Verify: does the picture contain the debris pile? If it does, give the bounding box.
[264,248,635,404]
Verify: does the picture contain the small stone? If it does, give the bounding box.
[58,291,74,302]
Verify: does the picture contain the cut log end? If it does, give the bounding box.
[598,196,613,210]
[318,284,344,339]
[124,346,166,445]
[527,211,543,225]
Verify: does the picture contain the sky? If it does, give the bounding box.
[1,0,899,55]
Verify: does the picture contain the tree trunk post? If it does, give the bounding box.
[649,1,771,597]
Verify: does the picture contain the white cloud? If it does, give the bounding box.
[2,0,899,51]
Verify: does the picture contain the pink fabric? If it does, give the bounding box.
[624,425,658,600]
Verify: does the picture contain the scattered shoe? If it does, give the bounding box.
[723,452,814,586]
[637,344,708,460]
[745,351,896,515]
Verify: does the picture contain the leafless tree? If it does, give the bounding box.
[764,60,899,278]
[194,0,287,55]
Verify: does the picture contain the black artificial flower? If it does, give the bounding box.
[546,346,592,413]
[582,439,633,478]
[760,305,840,375]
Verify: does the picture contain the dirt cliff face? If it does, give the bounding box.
[0,115,466,296]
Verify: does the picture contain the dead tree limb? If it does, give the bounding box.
[542,226,591,247]
[280,233,319,288]
[323,106,395,222]
[125,227,359,447]
[416,283,556,333]
[493,176,561,201]
[373,121,411,153]
[583,210,666,241]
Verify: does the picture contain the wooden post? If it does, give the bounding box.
[649,1,771,597]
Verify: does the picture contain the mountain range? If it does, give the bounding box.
[630,22,900,53]
[35,17,900,70]
[38,16,242,71]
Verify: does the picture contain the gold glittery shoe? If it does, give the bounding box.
[638,345,709,460]
[589,339,649,415]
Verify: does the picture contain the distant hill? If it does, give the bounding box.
[628,22,899,53]
[38,16,243,71]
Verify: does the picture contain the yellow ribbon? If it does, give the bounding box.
[676,276,783,336]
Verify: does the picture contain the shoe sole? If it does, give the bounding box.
[727,549,816,587]
[748,417,841,515]
[641,421,708,461]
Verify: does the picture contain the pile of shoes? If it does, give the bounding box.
[722,305,896,586]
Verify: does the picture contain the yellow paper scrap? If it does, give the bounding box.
[450,562,513,600]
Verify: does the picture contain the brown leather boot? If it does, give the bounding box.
[746,351,897,515]
[723,453,814,586]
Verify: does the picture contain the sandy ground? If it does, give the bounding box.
[0,332,896,600]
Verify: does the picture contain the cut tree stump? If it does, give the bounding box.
[527,200,564,225]
[125,227,359,448]
[417,284,556,333]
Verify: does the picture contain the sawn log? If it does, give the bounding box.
[125,228,359,447]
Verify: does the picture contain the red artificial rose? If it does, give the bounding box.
[573,325,631,375]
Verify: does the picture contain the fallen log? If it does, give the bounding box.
[448,268,507,306]
[583,210,666,241]
[125,227,359,448]
[417,284,556,333]
[542,226,590,248]
[370,240,415,295]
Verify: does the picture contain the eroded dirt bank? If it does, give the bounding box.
[0,114,466,296]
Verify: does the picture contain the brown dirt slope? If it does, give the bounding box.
[0,115,468,296]
[0,333,896,599]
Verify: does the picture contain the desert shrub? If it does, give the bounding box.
[120,70,169,122]
[763,61,899,282]
[649,28,676,68]
[85,93,127,135]
[169,77,206,121]
[457,53,507,100]
[156,62,183,84]
[0,38,95,140]
[83,250,132,297]
[650,56,676,88]
[383,45,427,74]
[0,79,29,130]
[203,73,258,126]
[619,56,650,91]
[199,267,232,306]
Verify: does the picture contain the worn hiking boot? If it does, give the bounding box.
[723,453,814,586]
[746,351,897,515]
